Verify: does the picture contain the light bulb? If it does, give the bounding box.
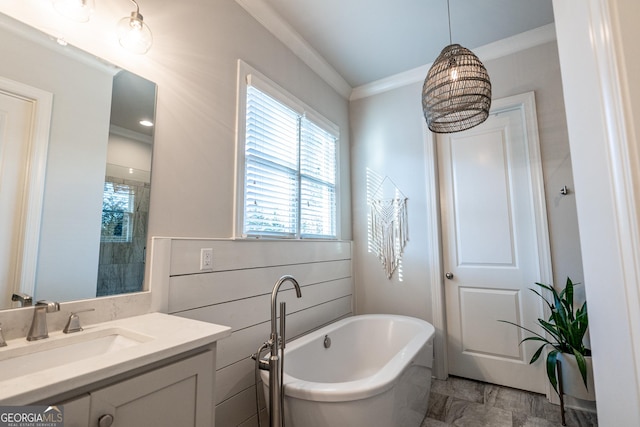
[52,0,95,23]
[448,57,458,81]
[117,11,153,54]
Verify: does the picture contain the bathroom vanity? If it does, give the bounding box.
[0,312,231,426]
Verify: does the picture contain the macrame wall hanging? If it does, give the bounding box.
[368,176,409,279]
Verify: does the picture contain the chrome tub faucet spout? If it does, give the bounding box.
[270,275,302,344]
[268,275,302,427]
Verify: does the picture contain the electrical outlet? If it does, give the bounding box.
[200,248,213,271]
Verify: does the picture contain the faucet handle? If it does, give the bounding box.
[36,300,60,313]
[0,323,6,347]
[63,309,95,334]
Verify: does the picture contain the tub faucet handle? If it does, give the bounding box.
[280,302,286,350]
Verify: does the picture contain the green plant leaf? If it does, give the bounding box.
[537,319,563,344]
[497,320,550,343]
[530,343,547,364]
[530,288,554,312]
[521,336,552,344]
[547,349,560,394]
[573,348,589,390]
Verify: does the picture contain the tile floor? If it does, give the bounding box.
[421,376,598,427]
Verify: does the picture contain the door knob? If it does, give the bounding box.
[445,272,454,280]
[98,414,114,427]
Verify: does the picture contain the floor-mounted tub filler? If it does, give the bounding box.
[253,275,302,427]
[259,314,435,427]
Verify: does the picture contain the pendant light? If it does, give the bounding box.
[52,0,95,23]
[422,0,491,133]
[117,0,153,54]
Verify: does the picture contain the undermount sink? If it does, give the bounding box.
[0,312,232,405]
[0,328,152,382]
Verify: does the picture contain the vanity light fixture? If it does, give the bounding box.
[117,0,153,54]
[421,0,491,133]
[52,0,95,23]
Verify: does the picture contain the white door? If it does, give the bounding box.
[439,93,551,393]
[0,91,35,307]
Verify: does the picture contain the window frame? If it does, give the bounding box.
[234,60,340,239]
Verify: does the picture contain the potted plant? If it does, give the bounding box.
[500,277,593,399]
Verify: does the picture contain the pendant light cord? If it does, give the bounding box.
[447,0,452,45]
[129,0,140,14]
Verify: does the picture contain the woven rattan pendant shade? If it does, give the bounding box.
[422,44,491,133]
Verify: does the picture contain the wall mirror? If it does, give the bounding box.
[0,13,157,310]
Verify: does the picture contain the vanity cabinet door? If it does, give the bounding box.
[89,350,214,427]
[58,394,91,426]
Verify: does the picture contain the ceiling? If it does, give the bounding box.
[110,69,156,138]
[239,0,555,90]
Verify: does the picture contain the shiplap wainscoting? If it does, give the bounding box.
[152,238,353,427]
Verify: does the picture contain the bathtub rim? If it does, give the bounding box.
[262,314,435,403]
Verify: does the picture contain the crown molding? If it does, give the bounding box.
[235,0,557,102]
[235,0,352,99]
[350,23,557,101]
[110,124,153,145]
[0,12,119,77]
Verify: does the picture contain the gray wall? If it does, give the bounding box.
[349,41,583,320]
[350,83,433,319]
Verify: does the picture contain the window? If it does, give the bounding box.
[237,64,338,239]
[101,181,134,243]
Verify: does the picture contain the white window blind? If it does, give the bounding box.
[300,117,336,238]
[101,181,134,243]
[242,76,338,238]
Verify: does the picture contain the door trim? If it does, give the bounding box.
[0,76,53,297]
[422,122,446,379]
[426,92,554,396]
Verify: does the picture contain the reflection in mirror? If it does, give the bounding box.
[0,13,157,310]
[98,70,155,297]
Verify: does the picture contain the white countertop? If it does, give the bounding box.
[0,312,231,404]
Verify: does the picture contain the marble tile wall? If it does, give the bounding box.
[422,376,598,427]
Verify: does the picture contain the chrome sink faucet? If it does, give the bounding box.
[27,301,60,341]
[268,275,302,427]
[11,292,33,307]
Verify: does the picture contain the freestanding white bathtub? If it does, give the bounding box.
[261,314,435,427]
